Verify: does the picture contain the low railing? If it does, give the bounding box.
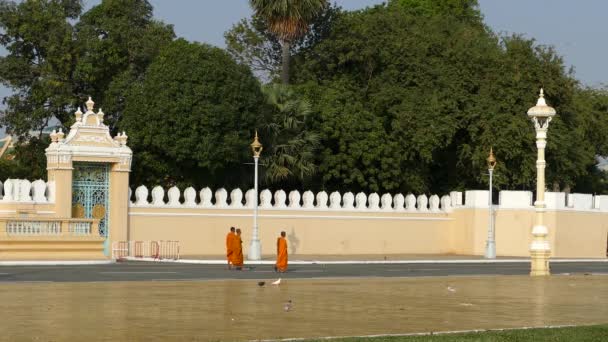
[112,240,180,261]
[1,218,100,237]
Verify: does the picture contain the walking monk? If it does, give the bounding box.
[226,227,236,269]
[232,228,244,270]
[275,231,288,273]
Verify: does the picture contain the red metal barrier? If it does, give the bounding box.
[112,240,180,260]
[150,241,160,260]
[112,241,129,261]
[158,240,180,260]
[134,241,144,258]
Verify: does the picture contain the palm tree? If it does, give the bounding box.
[261,83,320,185]
[249,0,327,84]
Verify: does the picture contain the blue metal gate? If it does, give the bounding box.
[72,162,110,255]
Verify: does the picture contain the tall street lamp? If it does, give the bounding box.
[485,147,497,259]
[527,88,556,276]
[248,131,263,261]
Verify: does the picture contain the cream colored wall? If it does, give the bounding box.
[449,207,607,258]
[552,211,608,258]
[128,207,453,256]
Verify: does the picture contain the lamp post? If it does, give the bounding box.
[527,88,556,276]
[248,131,263,261]
[485,148,497,259]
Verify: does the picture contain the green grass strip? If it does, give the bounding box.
[299,324,608,342]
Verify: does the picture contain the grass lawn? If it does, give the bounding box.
[304,324,608,342]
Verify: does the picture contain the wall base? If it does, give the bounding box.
[0,237,107,260]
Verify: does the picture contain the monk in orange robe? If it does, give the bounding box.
[226,227,235,269]
[275,231,288,273]
[232,228,244,270]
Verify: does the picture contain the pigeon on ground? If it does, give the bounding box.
[284,300,292,312]
[272,278,281,285]
[258,281,265,287]
[447,286,456,293]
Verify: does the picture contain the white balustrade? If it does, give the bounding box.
[440,195,452,212]
[167,186,181,206]
[380,193,392,210]
[230,188,243,208]
[19,180,32,201]
[274,190,287,208]
[342,192,354,209]
[244,189,255,208]
[355,192,367,210]
[405,194,416,211]
[429,195,440,212]
[135,185,149,206]
[260,189,272,208]
[184,187,197,206]
[151,186,165,206]
[288,190,301,208]
[214,188,228,208]
[316,191,328,209]
[302,191,314,208]
[200,187,213,207]
[393,193,405,210]
[329,191,341,209]
[31,179,47,202]
[417,194,428,211]
[125,185,459,213]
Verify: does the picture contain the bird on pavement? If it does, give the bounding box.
[258,281,265,287]
[284,300,292,312]
[272,278,281,285]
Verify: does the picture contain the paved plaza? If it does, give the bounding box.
[1,274,607,341]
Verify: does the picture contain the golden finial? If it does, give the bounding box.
[487,147,497,170]
[251,130,263,157]
[86,97,95,112]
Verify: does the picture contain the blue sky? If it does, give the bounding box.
[1,0,607,136]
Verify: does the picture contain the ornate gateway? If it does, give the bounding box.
[72,162,110,249]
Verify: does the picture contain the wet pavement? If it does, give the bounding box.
[1,275,607,341]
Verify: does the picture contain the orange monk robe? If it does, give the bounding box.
[226,232,235,265]
[232,235,244,267]
[276,237,288,272]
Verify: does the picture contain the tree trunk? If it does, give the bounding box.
[281,41,290,84]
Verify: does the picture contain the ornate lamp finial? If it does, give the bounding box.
[487,147,497,171]
[86,97,95,112]
[527,88,556,122]
[250,130,263,157]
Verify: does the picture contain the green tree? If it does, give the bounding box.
[259,83,319,188]
[0,0,82,137]
[74,0,175,130]
[225,3,339,82]
[119,39,265,189]
[289,2,604,194]
[249,0,328,84]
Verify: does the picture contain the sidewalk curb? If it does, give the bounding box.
[0,260,114,266]
[123,257,608,265]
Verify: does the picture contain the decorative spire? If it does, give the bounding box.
[86,97,95,112]
[56,128,65,141]
[97,108,104,123]
[50,129,58,143]
[536,88,547,107]
[75,107,83,122]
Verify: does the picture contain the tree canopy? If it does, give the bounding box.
[119,39,265,189]
[1,0,607,195]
